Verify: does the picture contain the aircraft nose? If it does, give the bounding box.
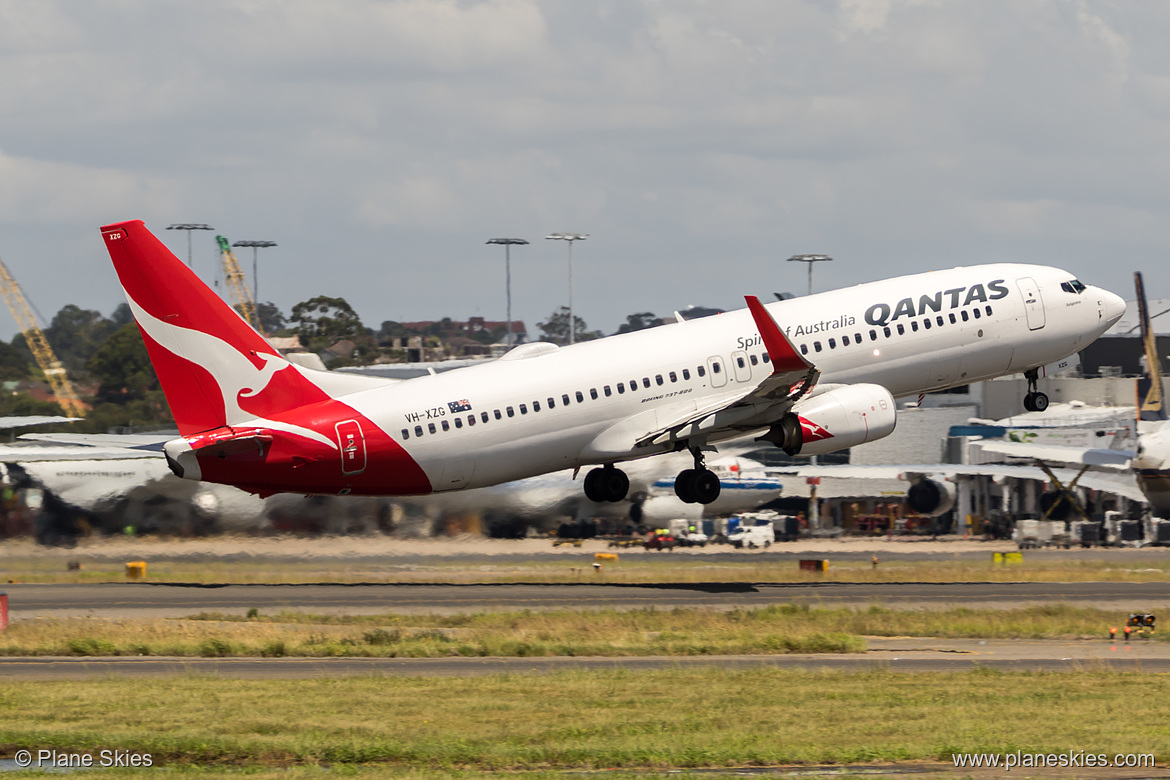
[1099,289,1126,329]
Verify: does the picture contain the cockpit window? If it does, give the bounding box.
[1061,280,1086,294]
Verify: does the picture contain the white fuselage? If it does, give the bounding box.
[327,264,1123,492]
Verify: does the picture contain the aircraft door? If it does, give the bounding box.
[1016,277,1046,330]
[731,350,752,382]
[335,420,366,476]
[437,460,476,491]
[707,356,728,388]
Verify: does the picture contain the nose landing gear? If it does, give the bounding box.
[673,447,722,505]
[1023,368,1049,412]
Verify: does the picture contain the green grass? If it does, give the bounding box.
[2,669,1168,770]
[0,604,1153,659]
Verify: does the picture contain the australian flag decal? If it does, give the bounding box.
[448,399,473,413]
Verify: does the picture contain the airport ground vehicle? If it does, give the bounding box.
[728,524,775,548]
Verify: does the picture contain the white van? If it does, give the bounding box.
[727,524,774,549]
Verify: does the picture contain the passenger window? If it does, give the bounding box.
[655,375,664,386]
[854,333,862,344]
[547,397,555,409]
[736,357,746,368]
[842,336,850,346]
[532,400,540,412]
[896,324,904,335]
[800,344,808,355]
[828,338,836,349]
[562,394,571,405]
[711,364,721,375]
[985,305,993,316]
[441,420,450,432]
[883,327,891,338]
[630,379,638,390]
[454,418,462,429]
[617,383,625,394]
[505,407,514,417]
[590,388,598,400]
[949,313,957,324]
[576,391,585,403]
[428,423,437,434]
[519,404,527,414]
[924,319,932,329]
[682,369,690,380]
[698,366,706,377]
[973,308,981,319]
[961,310,969,322]
[643,377,652,387]
[763,353,770,363]
[604,385,612,396]
[481,412,489,423]
[468,415,476,427]
[750,354,758,365]
[911,320,919,332]
[869,330,877,341]
[814,341,823,353]
[401,429,409,440]
[936,316,944,327]
[415,425,424,437]
[668,372,677,383]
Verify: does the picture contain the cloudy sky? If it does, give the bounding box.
[0,1,1166,341]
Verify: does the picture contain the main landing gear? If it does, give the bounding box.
[583,464,630,503]
[1023,368,1050,412]
[673,448,722,505]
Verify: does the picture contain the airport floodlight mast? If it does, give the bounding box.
[232,240,277,303]
[545,233,588,345]
[486,238,529,349]
[787,254,833,296]
[166,224,214,268]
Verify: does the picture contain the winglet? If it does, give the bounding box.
[745,296,812,373]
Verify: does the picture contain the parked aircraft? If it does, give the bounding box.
[100,220,1125,505]
[1130,272,1170,516]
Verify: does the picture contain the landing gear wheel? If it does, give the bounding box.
[600,467,629,502]
[585,466,630,502]
[691,469,722,505]
[674,469,698,504]
[583,468,605,502]
[1022,369,1048,413]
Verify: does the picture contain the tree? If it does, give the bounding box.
[616,312,665,334]
[537,307,602,345]
[290,296,367,347]
[0,340,30,381]
[13,304,119,375]
[255,301,287,335]
[88,323,160,404]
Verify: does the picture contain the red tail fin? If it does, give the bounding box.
[101,220,314,436]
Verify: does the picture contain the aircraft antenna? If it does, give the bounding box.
[215,235,260,333]
[0,254,86,417]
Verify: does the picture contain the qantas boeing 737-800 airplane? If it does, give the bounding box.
[100,220,1125,505]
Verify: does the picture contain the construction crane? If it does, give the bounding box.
[0,255,85,418]
[216,235,260,332]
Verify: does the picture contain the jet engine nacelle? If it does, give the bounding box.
[759,384,897,456]
[906,478,956,517]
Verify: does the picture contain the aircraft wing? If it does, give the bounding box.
[635,296,819,449]
[973,440,1133,470]
[0,415,82,429]
[19,433,167,451]
[773,463,1148,504]
[0,442,162,462]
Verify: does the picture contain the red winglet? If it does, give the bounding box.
[744,296,812,373]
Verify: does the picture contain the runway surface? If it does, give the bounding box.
[2,637,1167,679]
[7,580,1170,618]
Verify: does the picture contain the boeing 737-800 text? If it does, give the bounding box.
[100,220,1125,505]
